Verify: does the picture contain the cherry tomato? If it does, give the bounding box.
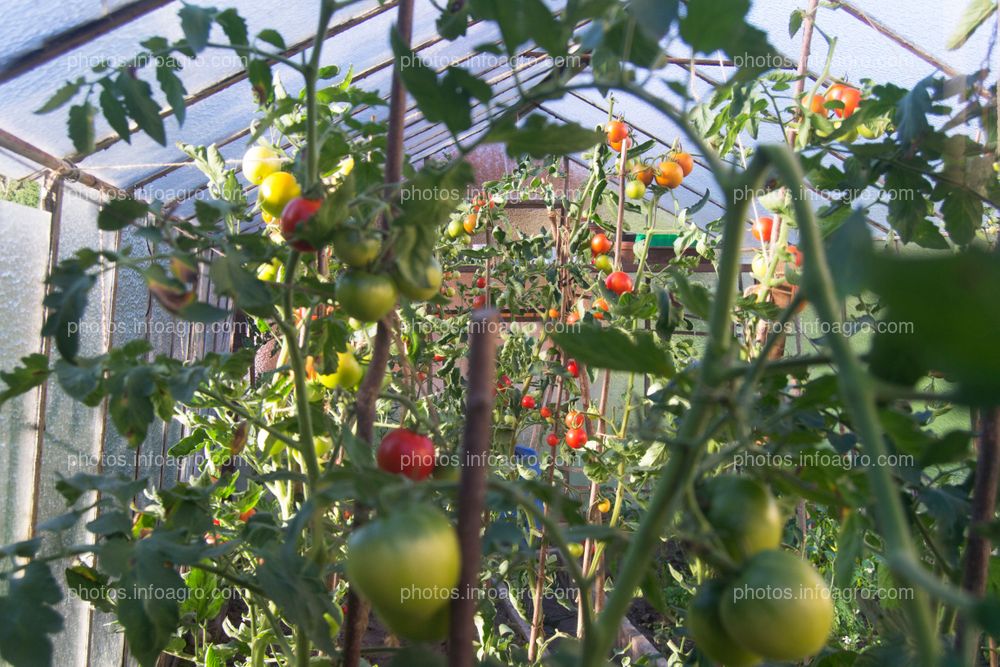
[336,270,398,322]
[605,119,628,144]
[625,180,646,200]
[609,137,632,153]
[631,162,655,185]
[376,428,436,481]
[654,161,683,188]
[564,410,585,429]
[605,271,634,295]
[591,233,613,256]
[751,216,773,242]
[280,197,323,252]
[565,428,587,449]
[825,84,861,119]
[596,498,611,514]
[547,307,560,319]
[521,395,536,409]
[433,354,446,362]
[259,171,302,218]
[593,254,614,274]
[788,244,803,267]
[566,359,580,378]
[242,145,282,185]
[672,152,695,176]
[475,276,487,289]
[239,508,257,522]
[593,297,610,312]
[472,294,487,309]
[808,94,827,115]
[463,213,477,235]
[566,311,580,326]
[540,406,552,419]
[395,256,442,302]
[546,433,559,447]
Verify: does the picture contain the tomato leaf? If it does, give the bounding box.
[628,0,679,42]
[115,539,186,667]
[67,102,96,154]
[42,261,97,362]
[155,63,188,125]
[36,78,83,114]
[115,73,166,145]
[215,8,249,50]
[98,81,131,143]
[178,5,215,53]
[485,114,603,158]
[895,76,935,145]
[550,325,674,377]
[833,511,864,590]
[823,207,872,298]
[98,196,149,231]
[940,187,981,246]
[256,29,286,50]
[255,549,341,656]
[947,0,997,49]
[0,562,64,666]
[0,354,51,407]
[210,251,276,317]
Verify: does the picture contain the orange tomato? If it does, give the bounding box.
[463,213,477,235]
[672,152,694,176]
[655,161,683,188]
[631,162,655,185]
[605,120,628,144]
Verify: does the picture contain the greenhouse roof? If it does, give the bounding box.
[0,0,993,231]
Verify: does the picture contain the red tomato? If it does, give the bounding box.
[540,406,552,419]
[825,84,861,119]
[565,428,587,449]
[591,233,613,256]
[788,245,804,267]
[376,428,436,481]
[605,271,634,295]
[566,359,580,378]
[609,137,632,153]
[280,197,323,252]
[593,297,610,312]
[546,433,560,447]
[433,354,446,362]
[476,276,487,289]
[808,94,827,115]
[605,120,628,144]
[239,508,256,522]
[752,217,774,242]
[566,311,580,326]
[521,395,536,409]
[472,295,487,309]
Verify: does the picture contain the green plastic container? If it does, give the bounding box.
[634,233,678,247]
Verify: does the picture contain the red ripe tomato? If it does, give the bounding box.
[751,217,774,242]
[605,271,634,295]
[472,294,487,309]
[521,395,536,409]
[591,233,613,256]
[808,94,827,115]
[565,410,585,429]
[788,245,804,267]
[476,276,487,289]
[546,433,560,447]
[605,120,628,144]
[565,428,587,449]
[593,297,610,312]
[496,375,512,393]
[433,354,446,362]
[376,428,436,481]
[280,197,323,252]
[566,359,580,378]
[540,406,552,419]
[239,508,256,522]
[825,84,861,119]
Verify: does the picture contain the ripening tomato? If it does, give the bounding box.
[546,433,559,447]
[655,161,683,188]
[672,152,694,177]
[565,359,580,378]
[564,410,585,429]
[825,84,861,119]
[631,162,654,185]
[565,428,587,449]
[433,354,446,362]
[808,94,827,115]
[751,217,773,242]
[280,197,324,252]
[787,244,803,267]
[593,297,610,313]
[605,271,634,295]
[239,508,257,522]
[475,276,487,289]
[596,498,611,514]
[540,406,552,419]
[591,233,613,256]
[566,311,580,325]
[376,428,436,480]
[463,213,477,235]
[605,119,628,144]
[625,180,646,200]
[472,294,487,309]
[521,395,536,409]
[593,254,614,274]
[547,307,560,319]
[259,171,302,218]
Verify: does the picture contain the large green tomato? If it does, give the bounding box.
[688,579,761,666]
[346,506,460,641]
[720,550,834,661]
[335,271,398,322]
[396,256,443,302]
[331,227,381,268]
[705,476,783,562]
[316,351,364,390]
[446,218,465,238]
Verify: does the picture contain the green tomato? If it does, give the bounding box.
[335,270,398,322]
[594,254,614,274]
[447,218,465,239]
[314,435,333,458]
[856,122,878,140]
[395,256,443,302]
[461,234,472,246]
[720,550,834,661]
[316,351,362,390]
[704,476,783,563]
[331,227,382,268]
[256,262,277,282]
[751,254,768,282]
[566,542,585,559]
[346,506,460,641]
[688,579,762,666]
[257,429,286,458]
[624,179,646,200]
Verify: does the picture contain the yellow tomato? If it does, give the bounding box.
[259,172,301,218]
[242,145,282,185]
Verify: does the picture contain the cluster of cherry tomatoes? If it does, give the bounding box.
[605,119,695,200]
[807,83,861,120]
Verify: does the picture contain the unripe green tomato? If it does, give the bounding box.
[856,122,878,140]
[461,234,472,246]
[625,180,646,200]
[314,435,333,458]
[705,476,783,562]
[566,542,585,558]
[256,262,278,282]
[594,254,614,274]
[447,218,465,238]
[331,227,381,268]
[688,579,762,666]
[751,254,768,282]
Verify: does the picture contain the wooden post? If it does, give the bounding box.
[448,309,499,667]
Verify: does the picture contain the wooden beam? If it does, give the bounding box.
[0,127,125,197]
